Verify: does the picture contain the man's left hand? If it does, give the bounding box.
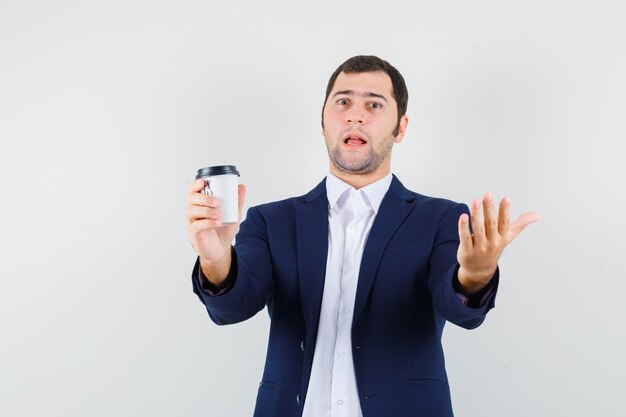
[457,192,540,295]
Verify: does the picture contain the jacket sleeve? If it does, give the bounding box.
[191,206,275,325]
[427,202,499,329]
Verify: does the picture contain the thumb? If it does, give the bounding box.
[237,183,247,222]
[508,211,541,241]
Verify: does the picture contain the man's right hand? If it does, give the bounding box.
[185,179,246,287]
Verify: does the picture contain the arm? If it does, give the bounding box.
[456,193,540,294]
[428,203,499,329]
[186,178,245,287]
[429,192,540,328]
[187,179,272,324]
[192,206,275,325]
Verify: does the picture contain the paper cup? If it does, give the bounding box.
[195,165,240,224]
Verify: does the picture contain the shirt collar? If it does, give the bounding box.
[326,172,392,214]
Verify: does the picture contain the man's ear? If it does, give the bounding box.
[394,115,409,143]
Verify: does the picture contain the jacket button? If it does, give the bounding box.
[300,340,305,351]
[296,394,301,405]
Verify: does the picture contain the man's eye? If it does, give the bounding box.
[369,102,382,109]
[337,99,348,105]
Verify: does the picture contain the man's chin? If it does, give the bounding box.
[329,148,381,175]
[332,160,375,175]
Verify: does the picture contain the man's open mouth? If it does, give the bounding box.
[344,133,367,146]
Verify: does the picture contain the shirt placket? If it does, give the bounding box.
[331,191,370,416]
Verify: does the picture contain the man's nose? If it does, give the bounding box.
[346,108,366,124]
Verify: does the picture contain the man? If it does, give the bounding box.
[185,55,539,417]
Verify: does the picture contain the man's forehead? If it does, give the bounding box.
[331,71,394,99]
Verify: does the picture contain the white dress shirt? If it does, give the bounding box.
[302,172,392,417]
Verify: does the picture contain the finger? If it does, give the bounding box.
[189,218,222,232]
[507,211,541,241]
[189,193,220,208]
[482,192,498,239]
[187,178,206,195]
[458,213,473,251]
[469,198,486,245]
[498,197,511,236]
[186,206,221,223]
[238,183,247,222]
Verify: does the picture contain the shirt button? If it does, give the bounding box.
[337,400,344,405]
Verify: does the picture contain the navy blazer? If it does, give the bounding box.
[193,175,499,417]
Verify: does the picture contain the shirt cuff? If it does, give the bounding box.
[452,265,498,308]
[197,248,238,296]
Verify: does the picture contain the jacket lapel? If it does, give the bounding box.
[295,179,329,339]
[352,175,415,326]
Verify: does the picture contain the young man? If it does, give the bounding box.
[185,55,539,417]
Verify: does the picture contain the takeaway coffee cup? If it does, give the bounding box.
[195,165,240,224]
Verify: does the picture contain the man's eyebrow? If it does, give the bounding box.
[332,90,389,102]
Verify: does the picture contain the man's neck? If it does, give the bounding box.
[329,165,391,190]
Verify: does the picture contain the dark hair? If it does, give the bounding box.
[322,55,408,136]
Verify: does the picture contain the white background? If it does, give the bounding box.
[1,0,625,416]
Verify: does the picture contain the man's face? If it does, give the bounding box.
[322,71,408,176]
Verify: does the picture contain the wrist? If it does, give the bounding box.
[199,248,233,287]
[457,266,495,295]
